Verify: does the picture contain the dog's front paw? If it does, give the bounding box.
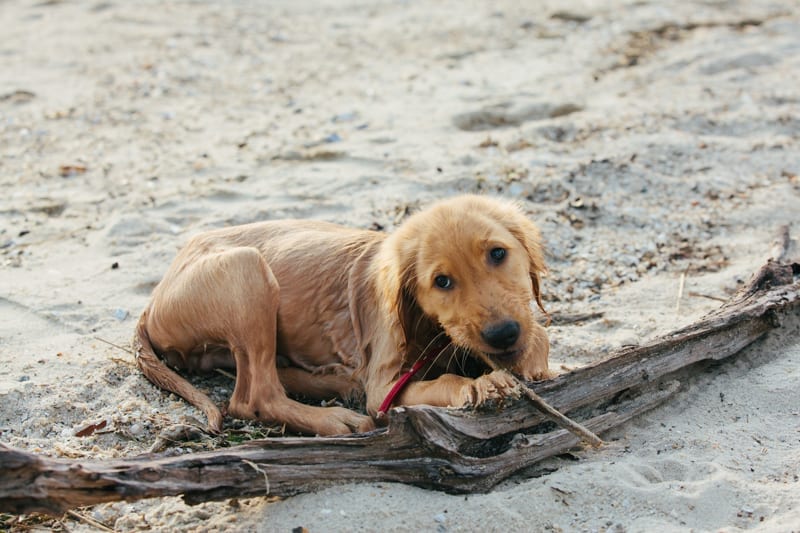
[458,370,521,407]
[316,407,375,436]
[517,368,557,382]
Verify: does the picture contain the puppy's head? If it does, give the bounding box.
[379,195,550,380]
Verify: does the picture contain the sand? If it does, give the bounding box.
[1,0,798,531]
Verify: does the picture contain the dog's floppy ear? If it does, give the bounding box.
[375,235,429,361]
[498,203,549,322]
[395,285,424,358]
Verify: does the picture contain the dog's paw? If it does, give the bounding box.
[517,368,557,382]
[458,370,521,407]
[316,407,375,436]
[311,363,351,376]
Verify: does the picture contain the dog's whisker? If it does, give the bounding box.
[457,347,470,375]
[446,345,461,375]
[403,330,446,373]
[412,312,427,341]
[445,347,459,373]
[411,330,448,366]
[418,339,455,381]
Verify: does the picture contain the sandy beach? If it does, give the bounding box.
[1,0,799,530]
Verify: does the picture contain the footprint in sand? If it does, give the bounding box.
[452,101,583,131]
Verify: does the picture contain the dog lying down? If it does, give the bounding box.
[134,195,552,436]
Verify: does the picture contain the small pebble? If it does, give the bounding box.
[331,111,357,123]
[508,183,526,196]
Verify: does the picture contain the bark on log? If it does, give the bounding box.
[1,260,798,516]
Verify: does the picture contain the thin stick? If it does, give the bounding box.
[514,376,604,447]
[110,356,136,368]
[242,459,271,496]
[548,311,604,326]
[687,291,727,303]
[93,336,133,355]
[485,360,604,447]
[675,271,686,313]
[65,510,113,532]
[215,368,236,380]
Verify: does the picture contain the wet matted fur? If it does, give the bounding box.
[134,195,551,436]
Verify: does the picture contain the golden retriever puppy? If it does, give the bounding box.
[134,195,550,436]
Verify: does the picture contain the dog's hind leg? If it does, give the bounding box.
[144,247,373,436]
[278,366,363,402]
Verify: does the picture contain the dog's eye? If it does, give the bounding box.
[434,275,453,290]
[489,247,506,264]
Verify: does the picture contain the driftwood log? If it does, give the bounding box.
[1,259,798,516]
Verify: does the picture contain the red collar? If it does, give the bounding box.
[377,340,449,416]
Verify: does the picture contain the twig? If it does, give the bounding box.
[515,378,603,447]
[215,368,236,380]
[65,510,113,532]
[93,336,133,355]
[485,360,604,447]
[687,291,727,303]
[242,459,270,496]
[548,311,604,325]
[110,357,136,368]
[675,270,687,313]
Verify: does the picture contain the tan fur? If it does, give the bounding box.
[134,195,551,436]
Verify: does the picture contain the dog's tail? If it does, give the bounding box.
[133,311,224,434]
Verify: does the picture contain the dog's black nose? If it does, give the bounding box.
[481,320,520,350]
